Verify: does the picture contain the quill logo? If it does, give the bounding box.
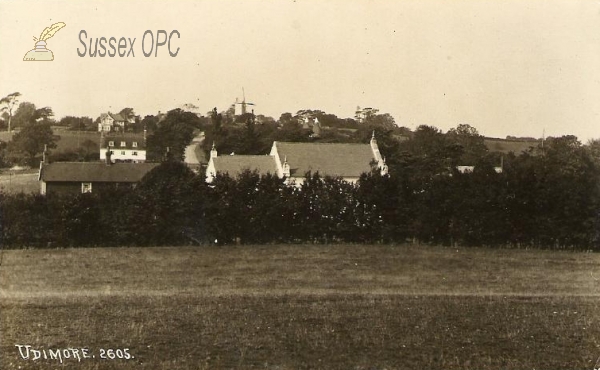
[23,22,66,61]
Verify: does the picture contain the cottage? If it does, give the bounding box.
[100,133,146,163]
[38,160,158,195]
[206,133,388,185]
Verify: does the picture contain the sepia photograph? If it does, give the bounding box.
[1,0,600,368]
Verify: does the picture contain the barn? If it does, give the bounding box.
[38,161,159,195]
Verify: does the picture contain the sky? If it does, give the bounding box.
[1,0,600,140]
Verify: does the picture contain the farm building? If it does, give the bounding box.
[38,159,158,195]
[206,133,388,184]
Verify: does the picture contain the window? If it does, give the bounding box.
[108,141,114,147]
[81,182,92,193]
[121,151,126,155]
[132,142,138,148]
[120,141,126,147]
[132,151,138,156]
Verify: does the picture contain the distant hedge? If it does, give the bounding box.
[1,153,600,250]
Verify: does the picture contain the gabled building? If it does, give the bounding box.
[100,133,146,163]
[98,112,133,132]
[38,160,158,195]
[206,133,388,185]
[300,115,322,137]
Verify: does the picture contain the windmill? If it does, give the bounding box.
[235,88,256,116]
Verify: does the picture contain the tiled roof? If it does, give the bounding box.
[275,142,375,178]
[213,156,277,178]
[102,134,146,150]
[40,162,159,183]
[108,112,126,122]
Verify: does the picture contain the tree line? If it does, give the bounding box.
[2,92,599,249]
[2,133,600,249]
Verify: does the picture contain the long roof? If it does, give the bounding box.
[274,142,375,178]
[212,155,277,178]
[102,134,146,150]
[40,162,159,183]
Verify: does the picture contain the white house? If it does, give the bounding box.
[99,134,146,163]
[98,112,134,132]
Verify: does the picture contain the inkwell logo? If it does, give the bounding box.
[23,22,66,61]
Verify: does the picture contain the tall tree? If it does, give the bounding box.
[446,124,488,165]
[33,106,54,122]
[146,109,198,161]
[118,107,136,121]
[8,121,58,166]
[11,102,37,129]
[0,92,21,132]
[366,112,396,129]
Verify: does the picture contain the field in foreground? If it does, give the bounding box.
[1,244,600,369]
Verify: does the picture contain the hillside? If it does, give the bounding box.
[0,129,100,153]
[484,137,540,154]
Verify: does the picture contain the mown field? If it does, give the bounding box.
[1,245,600,369]
[0,170,39,194]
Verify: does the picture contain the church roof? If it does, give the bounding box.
[274,142,375,178]
[212,155,278,178]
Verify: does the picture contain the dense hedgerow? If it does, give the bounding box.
[2,133,600,249]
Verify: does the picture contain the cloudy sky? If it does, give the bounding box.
[1,0,599,140]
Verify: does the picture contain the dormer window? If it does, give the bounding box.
[120,141,126,147]
[108,141,114,147]
[132,142,138,148]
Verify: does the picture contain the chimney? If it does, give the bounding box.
[43,144,49,164]
[105,149,112,165]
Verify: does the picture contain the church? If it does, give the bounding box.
[206,133,388,185]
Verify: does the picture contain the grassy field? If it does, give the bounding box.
[1,245,600,369]
[0,130,100,153]
[0,170,39,194]
[52,130,101,153]
[0,129,100,155]
[484,138,539,154]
